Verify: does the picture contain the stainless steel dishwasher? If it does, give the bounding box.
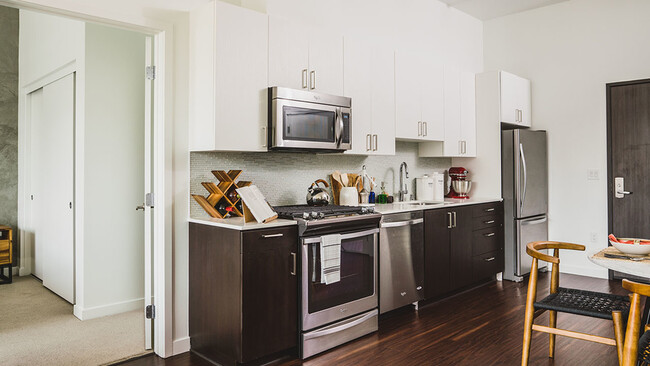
[379,211,424,314]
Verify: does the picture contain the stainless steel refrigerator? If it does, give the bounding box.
[502,129,548,282]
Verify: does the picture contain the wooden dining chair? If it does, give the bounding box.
[521,241,631,366]
[620,279,650,366]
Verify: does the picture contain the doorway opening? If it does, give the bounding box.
[0,5,161,364]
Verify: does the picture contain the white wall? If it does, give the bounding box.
[83,22,146,315]
[483,0,650,277]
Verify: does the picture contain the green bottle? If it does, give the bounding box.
[377,182,388,204]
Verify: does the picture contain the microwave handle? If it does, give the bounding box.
[335,108,343,147]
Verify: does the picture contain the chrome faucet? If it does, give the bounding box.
[399,162,409,202]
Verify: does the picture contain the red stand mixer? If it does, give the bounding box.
[447,167,472,199]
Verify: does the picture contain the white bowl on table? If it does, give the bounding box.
[609,239,650,256]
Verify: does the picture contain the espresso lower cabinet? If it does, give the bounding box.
[189,223,298,366]
[424,201,503,299]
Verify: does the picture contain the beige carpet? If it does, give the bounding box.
[0,276,148,365]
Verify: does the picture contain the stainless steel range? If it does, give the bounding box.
[274,205,381,359]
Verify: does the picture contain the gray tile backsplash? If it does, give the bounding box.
[190,141,450,218]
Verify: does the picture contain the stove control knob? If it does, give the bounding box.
[367,207,375,213]
[361,207,368,214]
[311,212,319,219]
[303,212,311,220]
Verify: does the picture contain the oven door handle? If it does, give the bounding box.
[303,309,378,340]
[303,228,379,244]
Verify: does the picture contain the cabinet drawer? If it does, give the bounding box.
[242,226,298,253]
[472,202,502,217]
[472,228,501,256]
[472,250,503,281]
[473,214,501,230]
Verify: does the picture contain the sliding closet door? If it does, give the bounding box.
[32,73,75,303]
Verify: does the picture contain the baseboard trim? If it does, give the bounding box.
[77,297,144,320]
[172,336,191,355]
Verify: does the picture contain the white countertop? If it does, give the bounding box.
[188,216,298,231]
[372,197,503,215]
[189,197,502,230]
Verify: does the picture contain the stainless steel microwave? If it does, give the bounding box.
[268,87,351,152]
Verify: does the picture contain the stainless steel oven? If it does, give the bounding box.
[300,224,379,358]
[268,86,351,152]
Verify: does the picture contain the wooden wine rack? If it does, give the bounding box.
[192,170,251,219]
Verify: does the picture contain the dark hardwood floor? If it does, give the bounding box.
[118,273,627,366]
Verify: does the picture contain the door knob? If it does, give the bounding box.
[614,177,633,199]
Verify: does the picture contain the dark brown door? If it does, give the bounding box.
[450,206,473,290]
[424,209,451,299]
[607,79,650,277]
[241,227,298,362]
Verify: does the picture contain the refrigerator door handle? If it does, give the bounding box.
[521,216,547,226]
[519,142,527,212]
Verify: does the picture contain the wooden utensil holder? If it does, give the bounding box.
[192,170,252,219]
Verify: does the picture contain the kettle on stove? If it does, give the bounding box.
[306,179,331,206]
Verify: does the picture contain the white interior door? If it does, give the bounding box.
[144,37,154,351]
[29,88,44,280]
[39,73,75,304]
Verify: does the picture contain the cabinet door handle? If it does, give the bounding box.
[463,141,467,154]
[366,134,371,151]
[290,252,297,276]
[423,122,428,136]
[484,220,495,225]
[484,208,495,212]
[484,257,496,262]
[302,69,308,89]
[373,134,378,151]
[453,212,457,228]
[310,70,316,90]
[484,232,496,237]
[418,121,422,136]
[447,212,453,229]
[262,233,283,238]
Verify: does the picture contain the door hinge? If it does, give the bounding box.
[146,304,155,319]
[145,193,155,208]
[146,66,156,80]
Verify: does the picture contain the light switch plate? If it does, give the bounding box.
[587,169,599,180]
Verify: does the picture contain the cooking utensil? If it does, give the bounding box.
[341,173,349,187]
[306,179,331,206]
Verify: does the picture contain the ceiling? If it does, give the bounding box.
[439,0,569,20]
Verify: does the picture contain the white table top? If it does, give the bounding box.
[588,247,650,278]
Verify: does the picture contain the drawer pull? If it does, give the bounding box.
[262,233,283,238]
[484,220,495,225]
[484,232,495,237]
[485,257,496,262]
[400,292,407,297]
[485,208,495,212]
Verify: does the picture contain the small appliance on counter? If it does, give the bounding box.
[447,167,472,199]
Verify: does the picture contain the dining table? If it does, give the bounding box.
[589,246,649,365]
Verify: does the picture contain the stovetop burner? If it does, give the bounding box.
[274,204,375,220]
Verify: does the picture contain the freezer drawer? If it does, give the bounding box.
[516,215,548,277]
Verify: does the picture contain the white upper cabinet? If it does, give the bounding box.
[419,67,476,158]
[395,50,444,142]
[343,36,395,155]
[268,16,343,95]
[189,1,269,152]
[499,71,531,127]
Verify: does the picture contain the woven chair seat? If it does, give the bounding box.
[640,330,650,365]
[533,287,630,320]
